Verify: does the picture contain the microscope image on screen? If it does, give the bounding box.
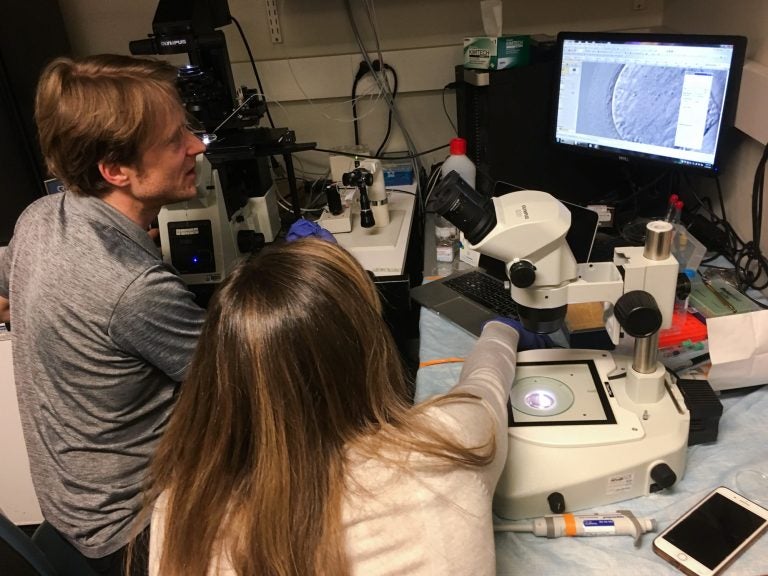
[572,63,727,154]
[553,32,746,172]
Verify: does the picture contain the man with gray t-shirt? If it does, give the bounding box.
[0,55,208,575]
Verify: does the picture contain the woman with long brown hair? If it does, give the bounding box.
[146,238,522,576]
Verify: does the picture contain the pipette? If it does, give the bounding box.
[494,511,656,547]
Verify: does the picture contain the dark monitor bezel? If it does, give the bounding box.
[550,31,747,174]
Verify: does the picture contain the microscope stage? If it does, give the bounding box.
[510,359,614,424]
[494,348,690,519]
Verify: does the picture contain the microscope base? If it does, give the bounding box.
[333,189,416,277]
[493,348,689,520]
[318,207,352,234]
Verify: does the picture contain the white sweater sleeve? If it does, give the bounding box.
[451,321,519,421]
[443,321,520,483]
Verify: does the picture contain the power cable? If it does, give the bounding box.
[733,140,768,290]
[343,0,423,193]
[312,143,449,161]
[230,16,275,129]
[374,63,397,157]
[351,60,398,154]
[681,143,768,292]
[442,83,458,135]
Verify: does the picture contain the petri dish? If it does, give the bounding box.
[734,469,768,506]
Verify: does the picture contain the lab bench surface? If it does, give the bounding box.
[415,307,768,576]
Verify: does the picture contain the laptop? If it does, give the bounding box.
[411,201,599,336]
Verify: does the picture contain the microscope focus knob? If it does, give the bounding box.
[650,463,677,492]
[547,492,566,514]
[509,260,536,288]
[237,230,265,254]
[614,290,662,338]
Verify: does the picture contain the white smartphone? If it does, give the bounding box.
[653,486,768,576]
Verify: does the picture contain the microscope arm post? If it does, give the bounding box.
[620,222,677,404]
[634,333,661,374]
[283,153,302,220]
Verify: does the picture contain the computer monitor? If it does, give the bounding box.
[552,31,747,173]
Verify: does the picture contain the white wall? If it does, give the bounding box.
[58,0,667,60]
[664,0,768,273]
[54,1,766,267]
[0,337,43,525]
[55,0,665,174]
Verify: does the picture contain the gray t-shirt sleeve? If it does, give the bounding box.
[109,265,205,381]
[0,245,9,298]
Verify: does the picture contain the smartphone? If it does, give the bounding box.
[653,486,768,576]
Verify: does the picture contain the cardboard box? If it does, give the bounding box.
[562,302,615,350]
[463,35,530,70]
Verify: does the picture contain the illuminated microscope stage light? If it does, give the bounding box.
[524,390,555,410]
[511,376,575,417]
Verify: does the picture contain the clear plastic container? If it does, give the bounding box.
[435,215,457,263]
[440,137,476,189]
[672,224,707,272]
[440,138,479,266]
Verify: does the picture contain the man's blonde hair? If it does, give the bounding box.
[35,54,181,196]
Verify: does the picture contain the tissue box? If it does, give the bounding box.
[463,35,530,70]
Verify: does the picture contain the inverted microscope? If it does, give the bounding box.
[130,0,315,293]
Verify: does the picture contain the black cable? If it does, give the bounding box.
[342,0,422,180]
[442,83,458,135]
[681,141,768,291]
[713,175,728,222]
[231,16,275,129]
[312,143,449,161]
[351,61,368,146]
[374,63,398,157]
[733,139,768,290]
[351,61,398,155]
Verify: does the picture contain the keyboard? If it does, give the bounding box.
[444,271,519,318]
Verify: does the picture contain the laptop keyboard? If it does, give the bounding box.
[443,271,519,318]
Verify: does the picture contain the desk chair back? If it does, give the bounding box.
[31,521,99,576]
[0,511,58,576]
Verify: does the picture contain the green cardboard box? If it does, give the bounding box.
[463,35,530,70]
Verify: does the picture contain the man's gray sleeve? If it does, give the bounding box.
[110,265,206,381]
[0,245,9,298]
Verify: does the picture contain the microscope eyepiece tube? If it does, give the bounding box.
[429,171,496,245]
[643,221,674,260]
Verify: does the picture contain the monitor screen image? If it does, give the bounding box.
[552,32,746,172]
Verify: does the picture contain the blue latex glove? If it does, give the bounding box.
[486,317,555,351]
[286,218,337,243]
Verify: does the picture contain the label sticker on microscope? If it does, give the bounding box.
[607,473,634,494]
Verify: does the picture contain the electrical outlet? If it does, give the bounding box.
[632,0,647,10]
